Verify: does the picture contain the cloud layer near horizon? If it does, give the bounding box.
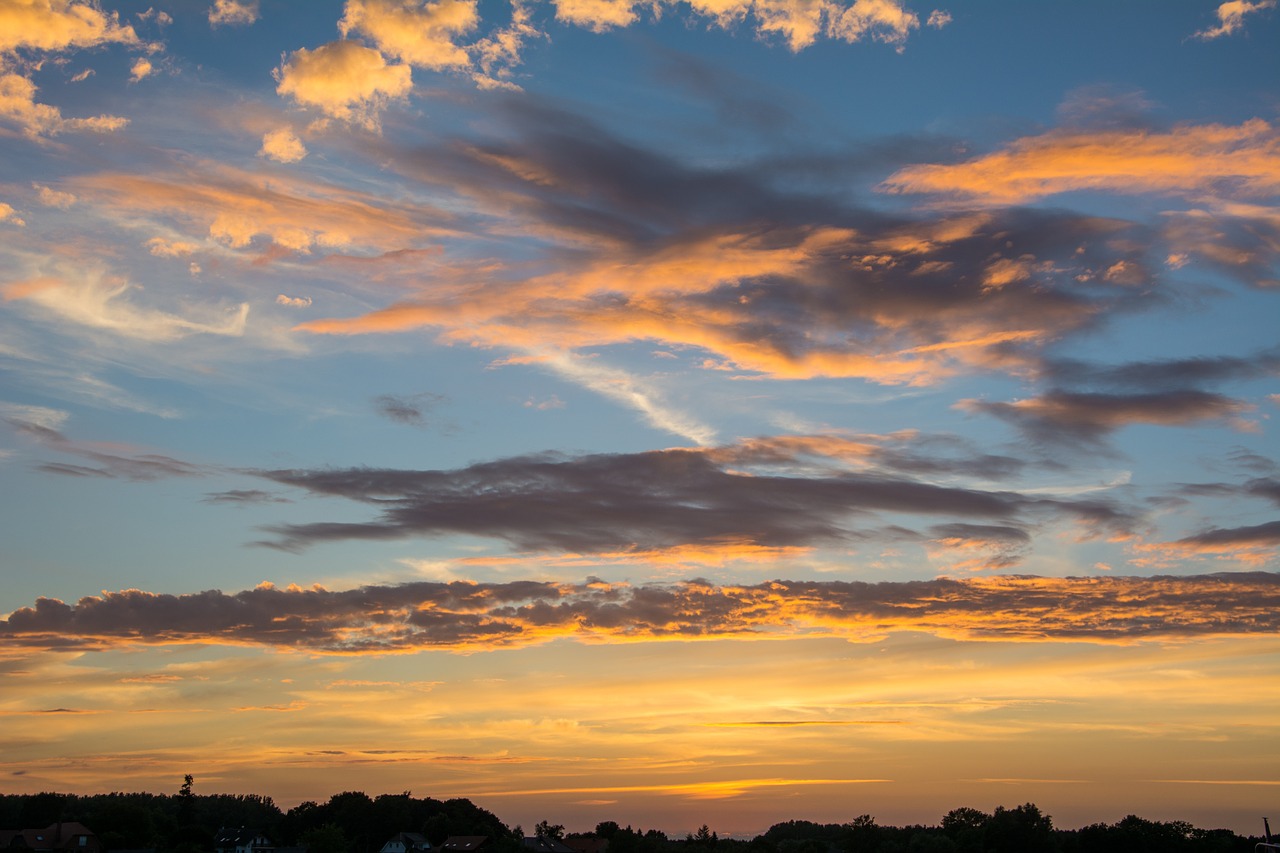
[4,572,1277,653]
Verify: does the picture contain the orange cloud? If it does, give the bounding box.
[880,119,1280,205]
[0,201,26,227]
[70,161,453,254]
[296,212,1119,384]
[1193,0,1275,39]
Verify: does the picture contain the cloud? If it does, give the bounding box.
[0,0,146,137]
[956,349,1279,453]
[1193,0,1275,39]
[469,0,541,89]
[538,351,717,445]
[145,237,201,257]
[34,184,76,208]
[1161,203,1280,287]
[0,403,68,432]
[924,522,1031,572]
[260,126,307,163]
[826,0,921,51]
[208,0,259,27]
[4,414,206,481]
[70,160,453,254]
[2,572,1277,653]
[248,435,1135,555]
[0,201,24,227]
[372,391,445,427]
[0,70,128,137]
[295,99,1153,391]
[551,0,640,31]
[960,390,1256,450]
[340,0,478,70]
[202,489,290,505]
[137,7,173,27]
[1042,348,1280,391]
[276,294,312,307]
[879,118,1280,205]
[1136,521,1280,568]
[926,9,950,27]
[274,40,413,131]
[0,0,142,54]
[129,57,153,82]
[1176,520,1280,550]
[2,266,249,342]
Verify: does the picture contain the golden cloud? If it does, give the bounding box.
[340,0,478,70]
[260,126,308,163]
[0,70,128,137]
[0,0,141,53]
[275,40,413,131]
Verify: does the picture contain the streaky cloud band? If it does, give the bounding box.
[3,572,1277,653]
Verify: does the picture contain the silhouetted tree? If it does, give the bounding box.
[87,795,159,850]
[176,776,196,828]
[537,821,566,840]
[939,807,988,853]
[302,823,350,853]
[983,803,1055,853]
[844,815,881,853]
[19,792,69,828]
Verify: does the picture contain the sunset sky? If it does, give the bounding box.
[2,0,1280,838]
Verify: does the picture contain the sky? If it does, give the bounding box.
[1,0,1279,838]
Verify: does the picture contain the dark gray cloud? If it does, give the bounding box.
[1163,208,1280,289]
[2,573,1276,653]
[202,489,290,506]
[961,390,1253,450]
[373,392,445,427]
[7,417,206,480]
[249,441,1139,555]
[927,523,1031,545]
[963,348,1277,452]
[650,46,798,140]
[1174,520,1280,549]
[1042,348,1280,391]
[1178,477,1280,508]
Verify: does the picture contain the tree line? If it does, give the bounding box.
[0,781,1261,853]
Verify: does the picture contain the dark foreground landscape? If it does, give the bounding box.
[0,782,1267,853]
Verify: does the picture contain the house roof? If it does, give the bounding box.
[440,837,489,851]
[214,828,270,847]
[522,838,575,853]
[383,834,430,849]
[0,824,98,851]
